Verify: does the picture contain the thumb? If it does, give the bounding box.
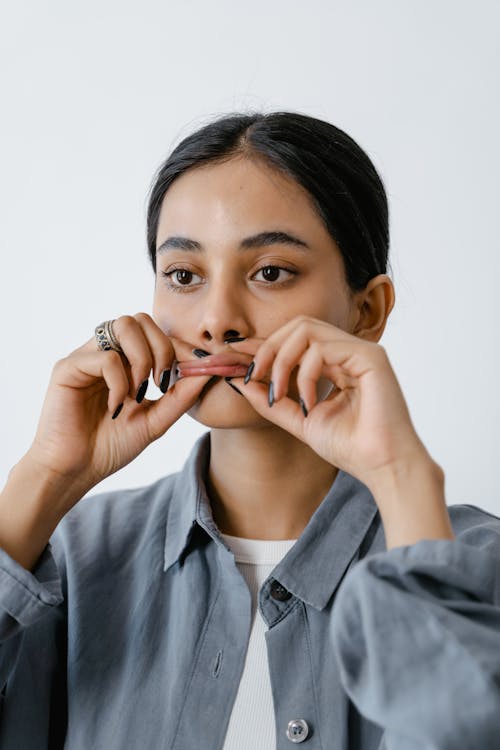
[229,376,306,442]
[144,373,215,441]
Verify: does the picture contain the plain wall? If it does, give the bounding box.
[1,0,499,515]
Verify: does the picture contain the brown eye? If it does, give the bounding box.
[253,265,296,284]
[175,270,193,285]
[261,266,280,282]
[160,268,203,290]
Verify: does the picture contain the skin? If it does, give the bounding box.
[0,152,453,574]
[152,155,395,539]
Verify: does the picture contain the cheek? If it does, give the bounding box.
[152,290,183,335]
[262,303,335,339]
[151,297,168,332]
[308,300,348,330]
[272,285,332,324]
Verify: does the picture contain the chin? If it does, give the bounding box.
[187,377,269,429]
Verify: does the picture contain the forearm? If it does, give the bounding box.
[367,452,455,550]
[0,455,84,571]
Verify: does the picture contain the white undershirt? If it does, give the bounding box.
[220,533,298,750]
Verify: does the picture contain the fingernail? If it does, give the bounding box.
[136,379,148,404]
[299,397,308,417]
[224,377,244,396]
[268,381,274,407]
[192,348,210,358]
[160,369,171,393]
[112,403,123,420]
[244,361,255,384]
[224,337,246,344]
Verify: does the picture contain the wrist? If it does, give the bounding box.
[366,447,444,501]
[365,451,454,549]
[0,454,88,571]
[9,451,90,524]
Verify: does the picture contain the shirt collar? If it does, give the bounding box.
[163,431,380,610]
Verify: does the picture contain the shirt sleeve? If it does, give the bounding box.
[329,509,500,750]
[0,542,67,747]
[0,543,64,639]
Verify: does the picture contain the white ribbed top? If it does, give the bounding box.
[220,533,297,750]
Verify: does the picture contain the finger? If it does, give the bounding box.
[260,320,379,392]
[54,350,130,416]
[230,376,306,439]
[103,315,155,398]
[261,323,329,401]
[143,372,216,442]
[294,343,324,412]
[79,318,219,398]
[271,340,323,403]
[220,336,271,381]
[132,313,175,390]
[289,345,343,412]
[248,316,339,383]
[221,337,264,357]
[79,314,169,400]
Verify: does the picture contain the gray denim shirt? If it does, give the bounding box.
[1,430,500,749]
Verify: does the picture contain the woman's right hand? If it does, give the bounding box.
[24,313,213,510]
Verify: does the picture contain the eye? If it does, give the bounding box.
[253,265,296,284]
[161,268,203,290]
[159,263,297,293]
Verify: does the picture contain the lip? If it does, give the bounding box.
[178,351,253,378]
[180,363,249,378]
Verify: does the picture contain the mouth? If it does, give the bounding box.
[178,351,253,379]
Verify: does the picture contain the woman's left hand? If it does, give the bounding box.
[227,315,434,492]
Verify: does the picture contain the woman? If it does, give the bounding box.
[1,111,499,749]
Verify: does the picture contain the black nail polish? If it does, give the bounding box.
[224,377,244,396]
[299,397,308,417]
[112,403,123,420]
[224,337,246,344]
[244,361,255,384]
[268,381,274,407]
[160,369,171,393]
[136,379,148,404]
[192,348,210,358]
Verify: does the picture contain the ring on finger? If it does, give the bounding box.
[95,320,123,353]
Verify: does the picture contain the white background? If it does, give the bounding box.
[1,1,499,515]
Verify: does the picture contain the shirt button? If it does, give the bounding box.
[286,718,310,743]
[270,579,292,601]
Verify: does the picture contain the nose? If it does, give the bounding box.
[196,280,250,345]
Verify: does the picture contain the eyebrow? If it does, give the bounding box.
[156,230,311,255]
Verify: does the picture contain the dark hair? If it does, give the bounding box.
[146,111,391,293]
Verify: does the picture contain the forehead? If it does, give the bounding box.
[156,156,330,245]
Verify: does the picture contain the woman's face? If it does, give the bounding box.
[152,155,356,428]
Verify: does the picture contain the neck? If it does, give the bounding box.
[206,426,338,540]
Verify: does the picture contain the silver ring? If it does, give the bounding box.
[95,320,123,353]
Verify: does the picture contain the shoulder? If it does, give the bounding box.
[49,470,182,572]
[46,432,211,579]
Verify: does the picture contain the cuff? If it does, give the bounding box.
[0,543,64,628]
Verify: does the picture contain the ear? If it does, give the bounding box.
[350,275,395,343]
